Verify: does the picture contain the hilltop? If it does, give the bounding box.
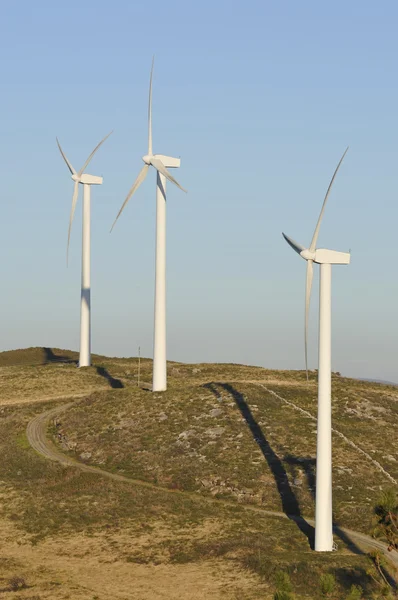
[0,348,397,599]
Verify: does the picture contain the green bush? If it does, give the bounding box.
[373,489,398,551]
[320,573,336,596]
[275,571,293,593]
[345,585,363,600]
[274,592,295,600]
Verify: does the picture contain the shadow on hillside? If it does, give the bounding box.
[202,382,396,571]
[283,454,367,556]
[42,348,124,389]
[336,562,396,593]
[42,348,77,365]
[96,366,124,389]
[203,381,315,549]
[284,455,316,498]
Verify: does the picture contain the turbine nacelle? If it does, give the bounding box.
[283,239,350,265]
[314,248,350,265]
[71,173,103,185]
[142,153,181,169]
[299,246,350,265]
[154,154,181,169]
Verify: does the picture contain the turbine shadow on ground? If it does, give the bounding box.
[283,455,316,496]
[42,348,77,364]
[203,382,315,548]
[203,381,397,579]
[95,366,124,389]
[42,348,124,389]
[284,454,366,557]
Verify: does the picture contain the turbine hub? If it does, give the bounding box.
[142,154,151,165]
[71,174,80,183]
[300,249,316,261]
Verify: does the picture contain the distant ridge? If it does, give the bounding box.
[0,347,105,367]
[357,377,398,387]
[0,348,397,388]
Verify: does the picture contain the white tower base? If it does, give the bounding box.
[79,183,91,368]
[314,262,333,551]
[152,172,167,391]
[152,155,181,392]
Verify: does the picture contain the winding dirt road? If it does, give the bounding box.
[26,402,398,570]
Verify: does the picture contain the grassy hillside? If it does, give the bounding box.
[0,348,396,599]
[56,366,398,534]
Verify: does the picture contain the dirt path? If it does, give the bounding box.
[0,389,107,408]
[26,402,398,569]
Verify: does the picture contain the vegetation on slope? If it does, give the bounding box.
[0,348,396,599]
[56,373,398,535]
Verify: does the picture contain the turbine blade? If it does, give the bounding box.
[305,259,314,380]
[282,233,305,255]
[110,164,149,232]
[56,138,76,175]
[150,157,187,193]
[148,56,154,156]
[309,147,349,252]
[78,131,113,177]
[67,181,80,265]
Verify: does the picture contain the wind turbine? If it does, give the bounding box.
[111,58,187,392]
[282,147,350,552]
[57,132,112,368]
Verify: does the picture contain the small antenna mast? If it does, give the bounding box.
[138,346,141,387]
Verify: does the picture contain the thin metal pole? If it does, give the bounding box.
[138,346,141,388]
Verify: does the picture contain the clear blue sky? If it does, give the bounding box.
[1,0,397,382]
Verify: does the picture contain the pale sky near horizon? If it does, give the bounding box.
[1,1,397,382]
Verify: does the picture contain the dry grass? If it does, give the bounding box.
[56,378,397,535]
[0,348,397,599]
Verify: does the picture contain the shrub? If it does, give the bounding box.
[320,573,336,596]
[275,570,293,593]
[373,489,398,551]
[345,584,363,600]
[274,592,295,600]
[8,575,27,591]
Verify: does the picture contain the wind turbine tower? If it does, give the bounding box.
[57,132,112,367]
[282,148,350,551]
[111,58,186,392]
